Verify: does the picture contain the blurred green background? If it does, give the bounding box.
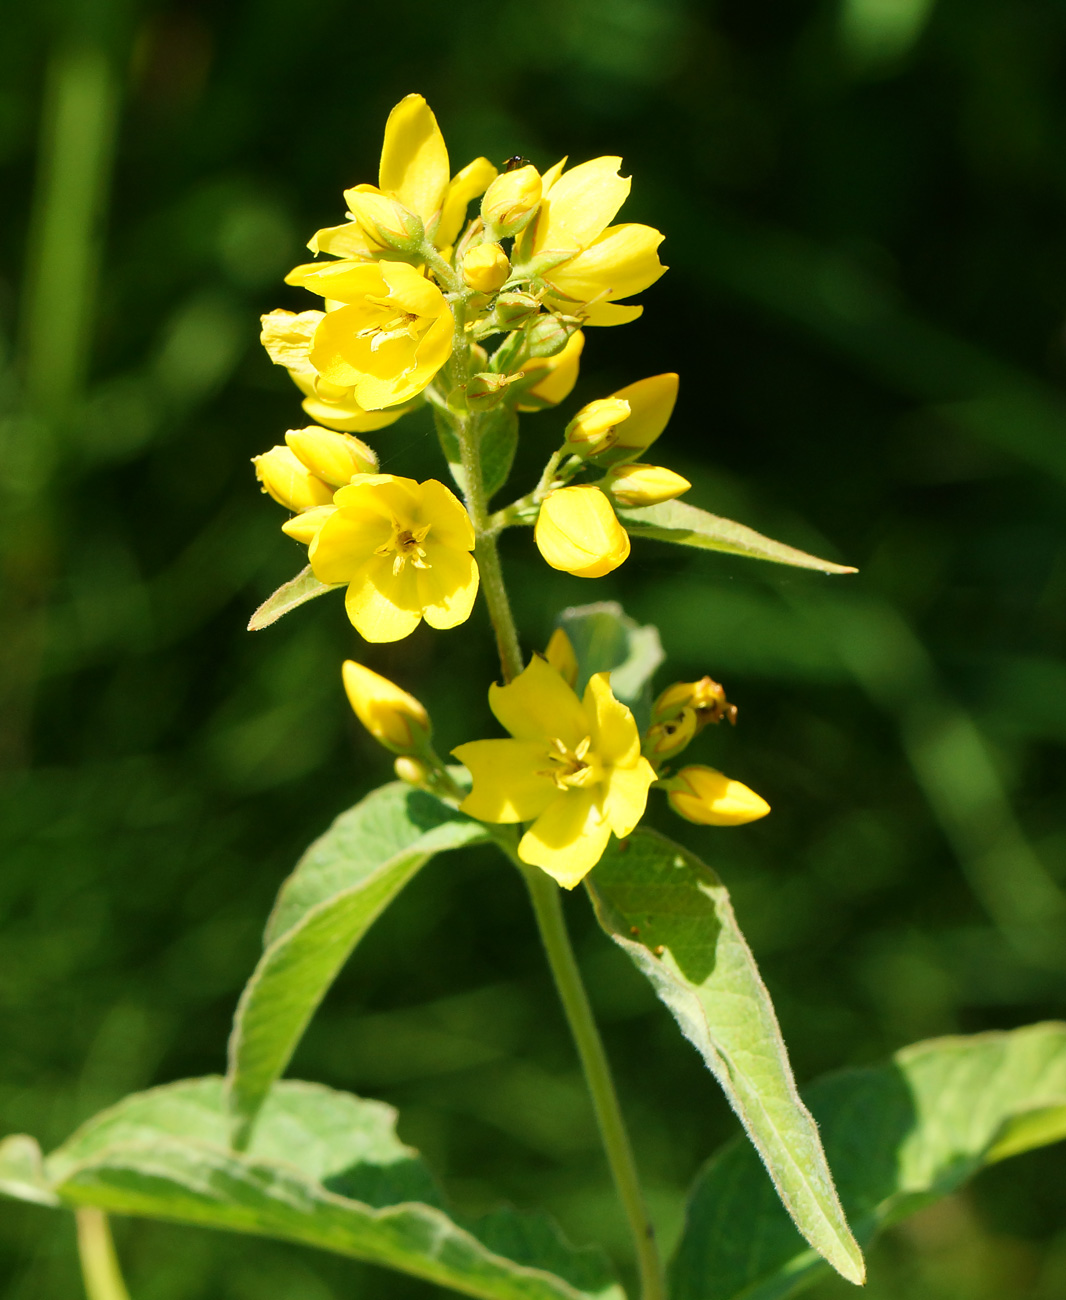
[4,0,1066,1295]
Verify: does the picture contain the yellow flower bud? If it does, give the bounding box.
[394,755,432,787]
[564,398,632,454]
[462,242,510,293]
[653,677,736,727]
[534,485,630,578]
[666,766,770,827]
[284,426,378,487]
[603,463,691,507]
[544,627,578,687]
[344,189,425,254]
[525,313,578,359]
[281,505,337,546]
[494,291,540,328]
[517,331,585,411]
[643,708,698,763]
[596,373,679,465]
[342,661,432,755]
[481,165,542,236]
[253,446,335,512]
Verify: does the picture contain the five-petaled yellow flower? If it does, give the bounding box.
[453,656,656,888]
[520,157,666,326]
[308,475,479,642]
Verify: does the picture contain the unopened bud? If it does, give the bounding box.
[481,165,542,237]
[545,628,578,687]
[643,708,698,763]
[253,446,335,512]
[465,371,520,407]
[535,486,630,578]
[595,373,679,466]
[665,766,770,827]
[603,463,690,507]
[344,188,426,254]
[285,426,378,487]
[653,677,737,728]
[494,292,541,328]
[525,313,579,360]
[462,242,510,293]
[564,398,631,455]
[342,661,432,755]
[394,755,432,787]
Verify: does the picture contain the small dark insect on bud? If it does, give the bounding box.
[503,155,531,172]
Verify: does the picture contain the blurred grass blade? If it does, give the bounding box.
[227,783,489,1148]
[21,42,119,418]
[585,830,864,1286]
[671,1022,1066,1300]
[616,501,856,575]
[247,566,340,630]
[77,1208,130,1300]
[38,1078,623,1300]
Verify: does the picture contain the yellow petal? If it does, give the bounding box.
[281,505,337,545]
[377,260,450,319]
[534,486,631,578]
[453,739,559,823]
[540,156,569,195]
[518,789,612,888]
[378,93,450,226]
[488,654,588,749]
[343,555,423,643]
[418,546,479,629]
[260,310,323,368]
[604,463,690,507]
[412,309,455,384]
[285,260,384,303]
[547,223,666,304]
[332,474,422,523]
[572,300,644,328]
[584,673,641,767]
[602,758,656,838]
[533,156,631,255]
[419,478,476,550]
[285,426,377,486]
[342,660,430,751]
[300,390,413,433]
[517,331,585,411]
[437,156,498,249]
[308,508,392,584]
[307,221,376,259]
[545,628,578,688]
[253,446,335,512]
[667,766,771,827]
[609,373,678,452]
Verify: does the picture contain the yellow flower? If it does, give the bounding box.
[307,474,478,642]
[602,463,690,507]
[307,95,496,257]
[462,242,510,294]
[522,156,666,326]
[341,660,431,754]
[253,446,334,512]
[285,426,378,486]
[535,485,630,578]
[564,397,632,454]
[283,260,453,410]
[260,310,413,433]
[516,330,585,411]
[453,655,656,887]
[665,766,770,827]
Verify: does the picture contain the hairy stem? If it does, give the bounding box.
[519,862,665,1300]
[76,1209,131,1300]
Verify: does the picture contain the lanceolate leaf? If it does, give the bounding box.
[34,1078,623,1300]
[227,783,489,1148]
[247,565,340,630]
[585,829,864,1287]
[670,1022,1066,1300]
[556,602,664,732]
[433,407,519,502]
[616,500,857,575]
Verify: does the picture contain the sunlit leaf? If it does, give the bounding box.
[586,829,864,1287]
[247,565,340,630]
[670,1021,1066,1300]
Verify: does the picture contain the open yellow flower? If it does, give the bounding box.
[307,475,478,642]
[454,656,656,888]
[522,157,666,326]
[307,94,497,257]
[281,261,453,410]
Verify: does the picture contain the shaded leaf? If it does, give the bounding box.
[556,602,664,732]
[616,500,856,575]
[0,1135,58,1207]
[228,783,490,1148]
[586,829,863,1286]
[434,407,518,501]
[36,1078,622,1300]
[670,1021,1066,1300]
[247,565,340,631]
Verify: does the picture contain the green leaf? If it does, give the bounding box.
[670,1021,1066,1300]
[433,407,519,501]
[615,500,857,575]
[247,565,340,631]
[556,602,664,732]
[227,782,490,1148]
[0,1134,59,1207]
[585,829,864,1287]
[37,1078,622,1300]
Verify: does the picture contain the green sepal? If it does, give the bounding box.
[247,565,341,630]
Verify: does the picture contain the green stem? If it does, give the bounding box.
[519,862,665,1300]
[76,1208,131,1300]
